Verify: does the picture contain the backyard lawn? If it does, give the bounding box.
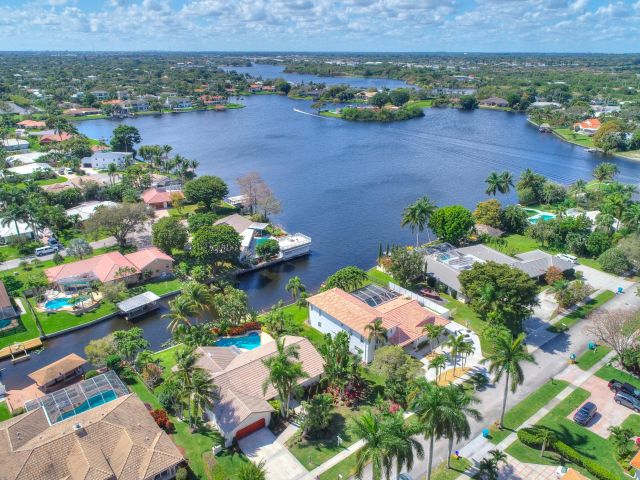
[145,277,183,296]
[0,401,11,421]
[0,310,40,349]
[489,379,569,444]
[31,298,118,335]
[547,290,615,333]
[553,128,594,148]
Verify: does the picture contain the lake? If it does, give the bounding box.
[2,68,640,389]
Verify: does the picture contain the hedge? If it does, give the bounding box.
[517,428,619,480]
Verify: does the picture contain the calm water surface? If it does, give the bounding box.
[3,70,640,388]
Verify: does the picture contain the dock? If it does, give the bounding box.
[0,338,43,363]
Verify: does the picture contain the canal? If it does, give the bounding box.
[3,67,640,389]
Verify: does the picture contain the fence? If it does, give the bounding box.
[387,282,450,318]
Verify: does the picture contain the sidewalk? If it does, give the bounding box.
[297,439,366,480]
[455,350,615,479]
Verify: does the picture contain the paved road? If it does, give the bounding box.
[352,284,639,480]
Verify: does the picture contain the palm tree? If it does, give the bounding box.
[285,276,306,303]
[173,348,201,426]
[499,171,514,194]
[428,354,447,380]
[352,411,395,480]
[401,196,437,246]
[595,212,615,234]
[569,179,587,202]
[163,294,196,334]
[365,318,388,351]
[459,341,476,368]
[238,460,267,480]
[485,171,513,196]
[537,427,555,457]
[409,380,449,480]
[383,411,425,478]
[477,449,507,480]
[0,204,26,239]
[107,162,118,185]
[444,333,467,375]
[442,384,481,468]
[422,324,445,349]
[261,336,308,417]
[608,425,634,457]
[622,203,640,231]
[593,162,619,182]
[181,281,213,316]
[191,369,218,426]
[481,332,536,428]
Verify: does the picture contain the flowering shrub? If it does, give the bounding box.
[150,409,174,433]
[227,321,262,336]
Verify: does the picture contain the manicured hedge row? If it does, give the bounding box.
[517,428,619,480]
[213,321,262,336]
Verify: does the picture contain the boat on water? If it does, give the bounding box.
[586,148,597,153]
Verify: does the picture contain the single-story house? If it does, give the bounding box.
[214,213,254,234]
[248,84,263,92]
[27,353,86,392]
[214,214,267,259]
[194,335,324,446]
[165,97,192,110]
[424,243,574,299]
[7,151,47,166]
[475,223,504,238]
[199,95,227,105]
[39,132,73,144]
[65,200,118,222]
[573,118,601,135]
[6,162,53,176]
[1,372,184,480]
[0,280,19,324]
[62,107,102,116]
[308,284,449,363]
[566,208,621,231]
[2,139,29,151]
[479,97,509,107]
[81,151,132,169]
[17,120,46,129]
[0,220,34,244]
[44,247,174,290]
[592,105,621,117]
[141,187,184,209]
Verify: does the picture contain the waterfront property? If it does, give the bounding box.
[80,151,132,169]
[0,280,19,327]
[44,247,174,291]
[0,371,184,480]
[141,187,184,209]
[307,283,449,363]
[423,243,574,299]
[479,96,509,107]
[27,352,86,392]
[192,335,324,446]
[116,291,161,320]
[573,118,601,135]
[524,207,557,224]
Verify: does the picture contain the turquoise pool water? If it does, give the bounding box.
[44,296,87,310]
[56,389,117,423]
[529,213,556,224]
[254,237,271,246]
[215,332,261,350]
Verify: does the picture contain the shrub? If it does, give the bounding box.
[598,248,631,276]
[158,391,176,413]
[227,321,262,336]
[150,409,175,433]
[84,370,99,379]
[545,266,564,285]
[175,466,188,480]
[141,363,163,387]
[255,238,280,260]
[105,354,122,372]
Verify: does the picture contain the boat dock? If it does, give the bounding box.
[0,338,43,363]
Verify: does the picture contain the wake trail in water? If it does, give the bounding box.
[293,108,331,119]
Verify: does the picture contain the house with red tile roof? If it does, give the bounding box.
[44,247,173,290]
[307,284,450,363]
[573,118,601,135]
[17,120,46,129]
[39,132,73,144]
[141,187,184,209]
[199,95,227,105]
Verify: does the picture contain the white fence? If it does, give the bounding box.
[387,282,450,318]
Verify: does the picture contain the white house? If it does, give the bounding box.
[81,151,132,169]
[6,163,53,176]
[307,284,450,363]
[65,200,118,222]
[0,220,34,244]
[2,139,29,151]
[165,97,192,110]
[90,90,109,100]
[7,151,47,166]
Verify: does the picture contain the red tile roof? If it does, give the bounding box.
[17,120,46,128]
[39,133,73,143]
[125,246,174,271]
[574,118,601,130]
[141,188,184,205]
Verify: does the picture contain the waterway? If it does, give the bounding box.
[3,66,640,389]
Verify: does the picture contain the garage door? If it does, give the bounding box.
[236,418,266,440]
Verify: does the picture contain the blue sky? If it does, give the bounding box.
[0,0,639,52]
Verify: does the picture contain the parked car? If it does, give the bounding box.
[614,392,640,413]
[573,401,597,425]
[556,253,578,264]
[34,245,59,256]
[608,380,640,400]
[397,474,413,480]
[47,237,58,246]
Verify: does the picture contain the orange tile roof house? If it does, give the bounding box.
[307,284,449,363]
[573,118,601,135]
[141,188,184,209]
[0,374,184,480]
[17,119,46,129]
[44,247,173,289]
[39,132,73,144]
[193,335,324,446]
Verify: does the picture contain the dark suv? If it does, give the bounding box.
[615,392,640,413]
[573,401,597,425]
[608,380,640,400]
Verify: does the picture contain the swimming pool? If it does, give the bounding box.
[254,237,271,247]
[44,296,87,310]
[528,213,556,224]
[56,389,118,423]
[215,331,261,350]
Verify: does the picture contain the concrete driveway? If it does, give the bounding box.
[238,428,308,480]
[567,376,635,438]
[575,265,634,293]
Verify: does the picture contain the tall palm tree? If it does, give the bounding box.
[163,294,196,334]
[537,426,555,457]
[499,171,514,194]
[444,333,467,375]
[107,162,118,185]
[622,203,640,231]
[595,212,616,234]
[593,162,619,182]
[384,411,425,478]
[428,354,447,380]
[481,332,536,428]
[409,380,449,480]
[442,384,481,468]
[422,324,445,349]
[262,336,308,417]
[459,341,476,368]
[401,196,437,246]
[285,276,306,303]
[484,172,501,196]
[173,348,201,426]
[365,318,388,351]
[191,369,218,426]
[182,281,213,317]
[0,203,27,239]
[352,411,394,480]
[569,179,587,202]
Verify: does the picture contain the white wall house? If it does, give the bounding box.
[81,151,132,169]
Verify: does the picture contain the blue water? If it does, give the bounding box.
[215,332,261,350]
[0,319,11,328]
[56,389,118,423]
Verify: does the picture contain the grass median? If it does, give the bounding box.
[547,290,614,333]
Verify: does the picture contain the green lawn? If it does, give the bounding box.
[152,344,183,371]
[432,457,472,480]
[318,451,358,480]
[287,406,365,470]
[0,244,28,261]
[595,364,640,390]
[168,204,199,219]
[489,380,569,444]
[0,401,11,421]
[319,111,342,118]
[0,310,41,349]
[506,440,590,477]
[32,297,118,335]
[145,278,183,296]
[547,290,615,333]
[553,129,594,148]
[367,267,393,286]
[621,413,640,432]
[408,99,433,109]
[441,293,491,354]
[576,346,611,371]
[276,303,325,349]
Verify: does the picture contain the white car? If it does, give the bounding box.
[556,253,578,264]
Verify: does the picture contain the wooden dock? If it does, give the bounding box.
[0,338,43,362]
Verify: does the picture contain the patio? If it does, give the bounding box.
[37,289,102,314]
